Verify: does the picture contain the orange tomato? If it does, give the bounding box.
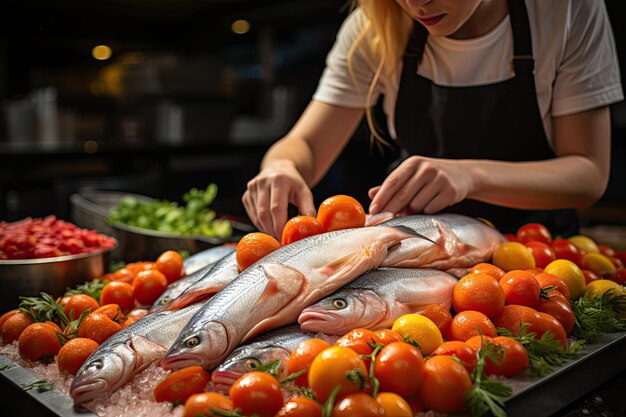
[57,337,100,376]
[534,272,570,300]
[112,267,137,284]
[308,346,368,403]
[453,273,505,318]
[154,365,211,404]
[100,281,135,311]
[156,251,184,284]
[0,309,20,331]
[316,195,366,232]
[470,263,506,280]
[18,322,61,362]
[335,328,382,368]
[63,294,100,320]
[133,269,168,306]
[275,397,322,417]
[420,303,453,337]
[419,355,473,413]
[373,329,404,346]
[374,341,424,398]
[447,310,497,341]
[431,340,477,373]
[229,371,284,417]
[491,336,529,377]
[536,290,575,335]
[281,215,326,246]
[183,392,233,417]
[1,312,33,344]
[536,312,568,348]
[499,270,541,307]
[92,304,124,322]
[331,392,385,417]
[236,232,282,272]
[465,335,500,375]
[77,312,122,344]
[287,338,331,387]
[375,392,412,417]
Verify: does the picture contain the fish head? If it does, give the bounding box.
[161,320,229,370]
[70,343,136,404]
[211,345,291,386]
[298,289,387,334]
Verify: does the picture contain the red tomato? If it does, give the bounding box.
[374,342,424,398]
[598,244,616,258]
[499,270,541,307]
[281,216,326,246]
[420,303,453,337]
[536,312,568,348]
[275,397,322,417]
[582,269,600,285]
[336,328,382,368]
[183,392,233,417]
[534,272,570,300]
[316,195,366,232]
[491,336,529,377]
[608,268,626,284]
[465,335,499,375]
[419,356,473,413]
[610,257,624,270]
[286,338,330,387]
[153,365,211,404]
[525,241,556,268]
[517,223,552,245]
[536,291,575,335]
[373,329,404,346]
[551,238,584,266]
[229,372,284,417]
[431,340,477,373]
[504,233,518,242]
[331,393,385,417]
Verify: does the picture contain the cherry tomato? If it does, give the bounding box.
[336,328,382,368]
[100,281,135,311]
[308,346,368,403]
[183,392,233,417]
[229,371,283,417]
[373,329,404,346]
[499,270,541,307]
[317,195,366,232]
[598,244,616,258]
[608,269,626,285]
[517,223,552,245]
[534,272,570,300]
[275,397,322,417]
[490,336,529,377]
[536,312,568,348]
[156,250,184,284]
[431,340,477,373]
[610,257,624,270]
[419,356,473,413]
[504,233,518,242]
[375,392,412,417]
[525,241,556,268]
[281,215,326,246]
[153,365,211,404]
[287,338,331,387]
[420,303,453,337]
[331,392,385,417]
[133,269,168,306]
[582,269,600,285]
[536,291,575,335]
[551,238,584,266]
[63,294,100,320]
[374,341,424,398]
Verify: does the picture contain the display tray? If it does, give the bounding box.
[1,332,625,417]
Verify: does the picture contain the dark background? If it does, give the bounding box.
[0,0,624,231]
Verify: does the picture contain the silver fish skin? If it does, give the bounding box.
[211,325,335,386]
[159,251,240,312]
[160,225,416,371]
[379,214,506,272]
[70,303,202,404]
[298,267,457,335]
[149,262,218,313]
[184,245,236,275]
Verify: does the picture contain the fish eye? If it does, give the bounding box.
[159,297,171,305]
[244,358,261,371]
[332,299,347,309]
[185,336,200,348]
[91,360,103,370]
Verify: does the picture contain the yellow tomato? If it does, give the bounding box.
[581,253,617,277]
[543,259,586,300]
[307,346,367,403]
[568,235,600,254]
[492,242,536,272]
[391,314,443,355]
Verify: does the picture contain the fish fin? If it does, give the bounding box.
[255,264,305,307]
[392,225,439,246]
[162,286,222,311]
[130,335,167,367]
[365,212,396,226]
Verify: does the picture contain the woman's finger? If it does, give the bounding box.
[369,161,417,214]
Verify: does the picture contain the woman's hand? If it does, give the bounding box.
[242,161,317,239]
[368,156,479,216]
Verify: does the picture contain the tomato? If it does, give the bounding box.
[536,312,568,348]
[287,338,331,387]
[331,392,384,417]
[77,312,122,344]
[18,322,62,362]
[598,244,616,258]
[100,281,136,311]
[419,355,473,413]
[582,269,600,285]
[308,346,368,403]
[517,223,552,245]
[281,216,326,246]
[536,291,575,335]
[92,304,124,322]
[154,365,210,404]
[373,329,404,346]
[63,294,100,320]
[133,269,168,306]
[499,270,541,307]
[317,195,366,232]
[1,312,33,344]
[229,371,284,417]
[336,328,382,368]
[491,336,529,377]
[374,342,424,398]
[112,267,136,284]
[156,250,184,284]
[375,392,412,417]
[551,238,584,266]
[525,241,556,269]
[0,309,21,332]
[57,338,99,376]
[236,232,282,272]
[534,272,570,300]
[492,304,543,338]
[470,263,506,280]
[504,233,518,242]
[420,303,453,336]
[610,257,624,270]
[453,273,505,318]
[183,392,233,417]
[432,340,477,373]
[275,397,322,417]
[608,268,626,285]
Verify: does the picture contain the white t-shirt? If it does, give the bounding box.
[313,0,624,145]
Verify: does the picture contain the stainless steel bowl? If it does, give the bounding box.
[0,245,116,311]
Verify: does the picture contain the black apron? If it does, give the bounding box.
[393,0,579,235]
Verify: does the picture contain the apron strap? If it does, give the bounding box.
[508,0,535,76]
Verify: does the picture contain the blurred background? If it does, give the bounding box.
[0,0,625,236]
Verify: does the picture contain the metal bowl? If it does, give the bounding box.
[0,244,116,311]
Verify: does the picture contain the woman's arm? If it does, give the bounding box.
[243,100,364,237]
[368,106,611,215]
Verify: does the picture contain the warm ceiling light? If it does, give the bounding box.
[92,45,112,61]
[231,19,250,35]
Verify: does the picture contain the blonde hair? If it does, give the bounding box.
[347,1,413,145]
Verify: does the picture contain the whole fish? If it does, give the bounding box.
[70,303,202,404]
[211,325,330,386]
[159,251,240,312]
[184,245,236,275]
[161,225,417,371]
[298,267,458,335]
[379,214,506,273]
[150,263,217,313]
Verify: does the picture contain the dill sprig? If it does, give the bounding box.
[18,292,69,329]
[571,290,626,343]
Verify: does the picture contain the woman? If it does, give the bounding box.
[242,0,623,237]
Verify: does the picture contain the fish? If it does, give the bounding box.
[160,225,417,371]
[158,251,240,312]
[149,263,217,313]
[183,245,236,275]
[298,267,458,335]
[211,325,336,386]
[70,303,202,404]
[379,214,506,273]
